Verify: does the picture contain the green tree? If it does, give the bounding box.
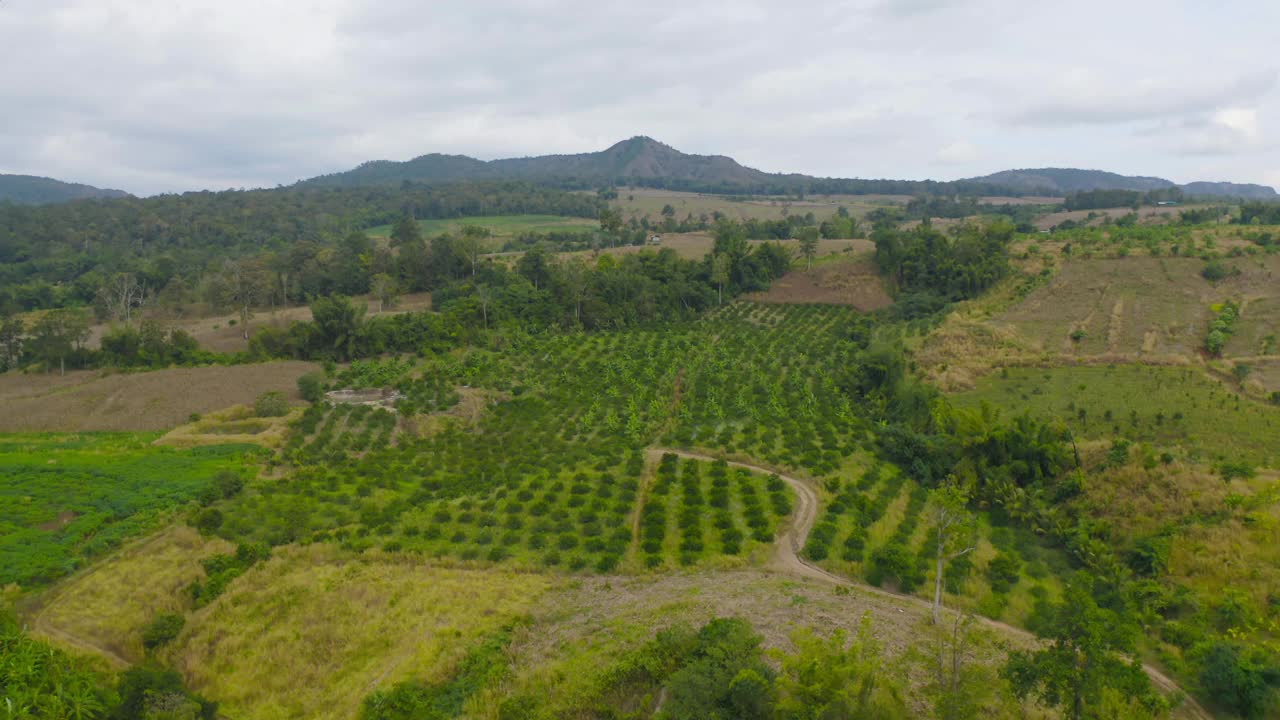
[370,273,399,313]
[662,618,774,720]
[1002,575,1156,720]
[0,315,24,371]
[1198,642,1278,720]
[798,226,820,269]
[29,307,90,375]
[928,480,976,624]
[389,215,421,247]
[309,295,366,361]
[711,253,731,306]
[773,613,909,719]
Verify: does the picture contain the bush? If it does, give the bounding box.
[142,612,186,650]
[254,390,289,417]
[987,552,1022,593]
[297,372,327,403]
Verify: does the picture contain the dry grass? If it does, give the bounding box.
[27,525,233,664]
[164,546,550,720]
[745,253,892,310]
[0,361,318,432]
[495,569,1047,720]
[155,404,303,448]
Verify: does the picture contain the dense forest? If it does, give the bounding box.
[0,182,602,312]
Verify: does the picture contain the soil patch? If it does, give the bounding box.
[747,255,890,310]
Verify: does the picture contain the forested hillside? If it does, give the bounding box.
[0,174,131,205]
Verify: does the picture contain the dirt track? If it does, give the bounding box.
[649,447,1215,720]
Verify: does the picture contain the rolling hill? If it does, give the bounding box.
[0,174,131,205]
[964,167,1276,199]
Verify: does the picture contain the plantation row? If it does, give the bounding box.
[802,463,1062,620]
[638,454,790,568]
[219,303,855,565]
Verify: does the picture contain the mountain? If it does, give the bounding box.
[1179,181,1277,200]
[963,168,1276,199]
[0,174,131,205]
[300,136,777,189]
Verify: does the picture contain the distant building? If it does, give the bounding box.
[1157,201,1179,206]
[649,235,662,245]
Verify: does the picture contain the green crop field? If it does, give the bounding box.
[0,434,261,588]
[365,213,598,241]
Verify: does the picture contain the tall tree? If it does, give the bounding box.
[370,273,399,313]
[798,226,820,270]
[928,480,976,625]
[29,308,90,375]
[221,258,271,340]
[1002,575,1156,720]
[309,295,366,361]
[0,315,24,371]
[97,272,147,325]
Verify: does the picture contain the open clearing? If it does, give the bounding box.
[555,232,869,262]
[746,253,891,310]
[0,361,317,432]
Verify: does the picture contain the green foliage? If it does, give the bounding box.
[253,391,289,418]
[1201,260,1238,282]
[112,667,217,720]
[661,618,775,720]
[1206,301,1240,356]
[0,434,259,588]
[772,612,908,720]
[0,610,116,719]
[188,543,269,607]
[362,626,518,720]
[1002,575,1157,720]
[141,613,185,650]
[1196,642,1278,720]
[985,552,1022,594]
[297,372,327,403]
[873,220,1014,301]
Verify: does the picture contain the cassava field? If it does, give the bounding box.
[4,197,1280,720]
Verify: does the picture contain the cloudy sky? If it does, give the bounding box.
[2,0,1277,195]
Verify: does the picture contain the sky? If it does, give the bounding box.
[2,0,1278,196]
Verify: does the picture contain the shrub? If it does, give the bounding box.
[987,552,1022,593]
[297,372,327,403]
[254,390,289,417]
[142,612,186,650]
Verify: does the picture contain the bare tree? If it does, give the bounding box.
[98,272,147,325]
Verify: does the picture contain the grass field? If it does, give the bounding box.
[163,546,550,720]
[0,433,260,588]
[28,525,233,663]
[366,214,597,241]
[745,253,891,309]
[0,361,319,432]
[951,364,1280,467]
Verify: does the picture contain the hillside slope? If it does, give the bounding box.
[0,174,131,205]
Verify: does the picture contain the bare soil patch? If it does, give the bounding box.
[0,361,318,432]
[747,256,891,310]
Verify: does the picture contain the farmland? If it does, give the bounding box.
[5,218,1280,719]
[365,214,598,242]
[0,433,261,589]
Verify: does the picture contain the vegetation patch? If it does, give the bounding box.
[0,434,259,588]
[163,546,549,720]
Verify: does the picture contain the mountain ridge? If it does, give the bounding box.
[298,137,1276,199]
[962,167,1276,199]
[0,174,132,205]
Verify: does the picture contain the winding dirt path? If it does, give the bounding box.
[648,447,1216,720]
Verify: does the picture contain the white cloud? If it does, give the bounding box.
[0,0,1277,194]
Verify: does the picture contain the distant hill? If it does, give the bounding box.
[300,136,778,189]
[964,167,1276,199]
[0,174,131,205]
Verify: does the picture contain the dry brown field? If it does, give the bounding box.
[0,361,317,432]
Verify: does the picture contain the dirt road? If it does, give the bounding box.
[649,447,1215,720]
